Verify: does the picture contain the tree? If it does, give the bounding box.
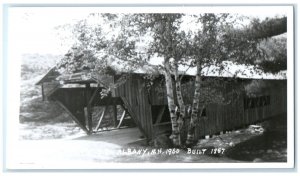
[184,14,242,145]
[124,14,238,146]
[55,14,136,92]
[133,14,185,146]
[221,16,287,68]
[245,16,286,39]
[56,13,287,147]
[257,35,287,73]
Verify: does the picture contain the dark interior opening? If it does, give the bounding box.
[244,95,270,109]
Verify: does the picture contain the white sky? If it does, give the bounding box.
[7,6,288,56]
[8,8,90,55]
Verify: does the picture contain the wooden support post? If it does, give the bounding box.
[87,106,93,133]
[95,106,107,131]
[84,107,88,129]
[117,110,126,129]
[86,83,93,133]
[155,106,166,124]
[113,105,118,127]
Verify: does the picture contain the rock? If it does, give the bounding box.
[247,125,265,134]
[267,149,273,153]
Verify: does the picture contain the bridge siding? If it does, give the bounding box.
[115,75,286,140]
[48,74,286,141]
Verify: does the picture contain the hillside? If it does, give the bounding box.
[19,53,83,140]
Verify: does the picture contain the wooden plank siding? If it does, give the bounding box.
[113,75,286,141]
[148,77,287,140]
[114,74,153,139]
[197,80,287,138]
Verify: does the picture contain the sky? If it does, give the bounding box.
[7,6,288,57]
[8,8,90,55]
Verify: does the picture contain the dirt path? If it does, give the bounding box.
[11,126,242,169]
[8,139,239,169]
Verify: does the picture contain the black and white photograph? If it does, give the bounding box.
[2,4,295,170]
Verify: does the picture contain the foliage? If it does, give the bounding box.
[221,16,287,68]
[257,36,287,73]
[57,46,98,74]
[55,13,287,147]
[247,17,287,39]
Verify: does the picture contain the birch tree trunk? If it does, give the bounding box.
[164,59,181,147]
[174,63,185,131]
[186,61,202,145]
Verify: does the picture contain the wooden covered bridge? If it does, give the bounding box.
[36,67,287,142]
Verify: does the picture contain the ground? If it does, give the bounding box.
[194,122,287,162]
[11,120,287,169]
[12,126,237,169]
[12,54,287,169]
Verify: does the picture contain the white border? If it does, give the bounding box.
[1,2,296,172]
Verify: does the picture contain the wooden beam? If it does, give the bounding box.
[117,110,126,129]
[155,106,166,124]
[95,106,107,131]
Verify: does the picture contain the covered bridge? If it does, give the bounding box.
[36,65,287,142]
